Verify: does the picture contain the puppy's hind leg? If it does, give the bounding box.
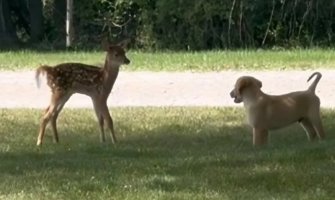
[300,118,317,141]
[309,115,325,140]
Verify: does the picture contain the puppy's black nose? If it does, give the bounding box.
[230,90,235,98]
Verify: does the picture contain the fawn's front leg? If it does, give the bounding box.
[93,98,106,143]
[92,98,116,144]
[101,103,117,144]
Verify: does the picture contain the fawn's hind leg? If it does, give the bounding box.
[50,94,71,143]
[37,91,67,146]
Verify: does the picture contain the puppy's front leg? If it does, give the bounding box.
[253,128,268,146]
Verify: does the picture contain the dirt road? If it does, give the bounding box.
[0,70,334,108]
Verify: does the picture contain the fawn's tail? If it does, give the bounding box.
[35,65,52,88]
[307,72,322,93]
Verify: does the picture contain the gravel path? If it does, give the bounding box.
[0,70,334,108]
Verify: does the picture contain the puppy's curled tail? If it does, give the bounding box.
[35,65,52,88]
[307,72,322,93]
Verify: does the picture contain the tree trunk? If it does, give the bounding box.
[228,0,236,47]
[262,0,275,46]
[29,0,44,43]
[9,0,30,35]
[53,0,66,46]
[66,0,73,47]
[0,0,18,47]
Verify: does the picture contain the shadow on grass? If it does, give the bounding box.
[0,108,335,198]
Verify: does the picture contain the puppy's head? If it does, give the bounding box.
[230,76,262,103]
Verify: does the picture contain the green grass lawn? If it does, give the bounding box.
[1,107,335,199]
[1,49,335,71]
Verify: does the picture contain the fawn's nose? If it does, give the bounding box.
[124,58,130,65]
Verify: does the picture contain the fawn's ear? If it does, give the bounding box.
[102,37,112,51]
[117,39,130,50]
[256,79,262,88]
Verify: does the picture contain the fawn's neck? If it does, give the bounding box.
[102,59,120,96]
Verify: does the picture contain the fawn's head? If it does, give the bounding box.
[103,39,130,67]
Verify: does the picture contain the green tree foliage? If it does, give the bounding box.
[71,0,139,48]
[1,0,335,50]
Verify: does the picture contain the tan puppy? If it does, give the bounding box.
[230,72,325,146]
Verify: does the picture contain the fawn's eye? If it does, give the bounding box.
[115,53,119,57]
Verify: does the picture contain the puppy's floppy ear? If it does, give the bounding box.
[236,78,250,98]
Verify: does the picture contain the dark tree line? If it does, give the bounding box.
[1,0,335,50]
[0,0,66,48]
[0,0,44,46]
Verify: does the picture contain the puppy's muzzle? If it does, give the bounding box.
[230,90,242,103]
[230,90,235,98]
